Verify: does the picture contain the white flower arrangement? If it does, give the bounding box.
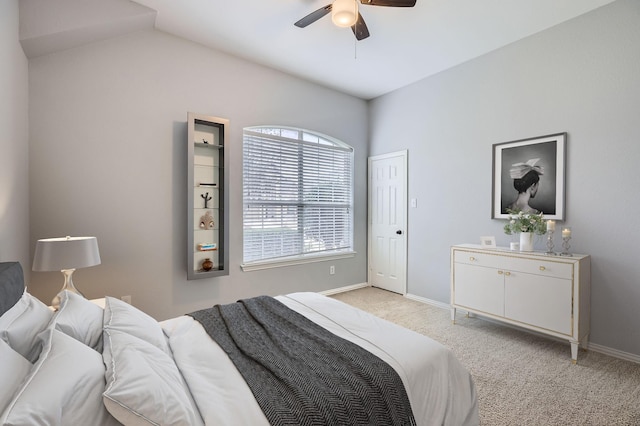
[503,209,546,235]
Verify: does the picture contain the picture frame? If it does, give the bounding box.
[492,133,566,220]
[480,236,496,248]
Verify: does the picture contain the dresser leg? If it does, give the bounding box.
[451,307,456,324]
[571,341,578,364]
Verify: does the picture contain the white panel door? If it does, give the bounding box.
[368,151,407,294]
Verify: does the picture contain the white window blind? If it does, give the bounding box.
[243,127,354,265]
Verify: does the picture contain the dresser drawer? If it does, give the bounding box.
[453,249,573,279]
[453,250,504,268]
[506,257,573,280]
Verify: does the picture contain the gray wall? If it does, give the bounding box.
[27,29,369,320]
[369,0,640,356]
[0,0,30,276]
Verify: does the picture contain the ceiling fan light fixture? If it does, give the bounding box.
[332,0,358,28]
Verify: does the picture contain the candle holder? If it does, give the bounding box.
[560,227,572,256]
[545,230,557,255]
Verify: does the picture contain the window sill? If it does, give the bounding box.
[241,251,356,272]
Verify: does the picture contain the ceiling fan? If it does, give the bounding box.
[294,0,417,41]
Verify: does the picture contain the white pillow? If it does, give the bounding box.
[0,339,31,415]
[54,290,103,352]
[103,328,204,425]
[103,296,170,354]
[1,328,120,426]
[0,291,53,362]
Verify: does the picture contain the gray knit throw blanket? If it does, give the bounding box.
[188,296,416,426]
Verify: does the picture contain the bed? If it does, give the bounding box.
[0,261,478,425]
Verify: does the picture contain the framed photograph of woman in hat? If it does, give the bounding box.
[492,133,566,220]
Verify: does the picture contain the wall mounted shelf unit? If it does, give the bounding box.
[187,112,229,280]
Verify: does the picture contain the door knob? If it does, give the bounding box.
[396,230,403,235]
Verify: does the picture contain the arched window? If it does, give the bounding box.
[242,126,354,269]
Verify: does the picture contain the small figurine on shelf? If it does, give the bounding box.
[201,192,212,208]
[199,211,214,229]
[202,258,213,271]
[198,242,217,251]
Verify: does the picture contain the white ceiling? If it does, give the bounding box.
[21,0,617,100]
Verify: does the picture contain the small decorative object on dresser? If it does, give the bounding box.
[545,219,557,255]
[450,244,591,363]
[560,227,572,256]
[519,232,534,252]
[502,209,546,252]
[480,236,496,248]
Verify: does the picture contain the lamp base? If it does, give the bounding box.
[51,269,85,310]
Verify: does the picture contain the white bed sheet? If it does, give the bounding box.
[161,292,478,426]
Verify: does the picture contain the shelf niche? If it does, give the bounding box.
[187,112,229,280]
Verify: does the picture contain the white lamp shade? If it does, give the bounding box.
[332,0,358,27]
[32,236,101,272]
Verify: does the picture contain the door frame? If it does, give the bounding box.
[367,150,408,294]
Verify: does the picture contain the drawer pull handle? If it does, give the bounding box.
[505,271,511,276]
[539,266,546,271]
[498,270,503,275]
[469,257,476,261]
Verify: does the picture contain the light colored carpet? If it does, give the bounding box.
[331,287,640,426]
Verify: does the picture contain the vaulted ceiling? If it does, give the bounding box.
[19,0,617,99]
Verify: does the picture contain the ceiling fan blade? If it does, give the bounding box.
[294,4,332,28]
[359,0,416,6]
[351,13,370,41]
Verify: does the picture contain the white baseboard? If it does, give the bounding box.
[320,282,370,296]
[405,293,640,365]
[587,342,640,364]
[405,293,451,310]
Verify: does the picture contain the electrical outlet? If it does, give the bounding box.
[121,295,132,304]
[330,265,335,275]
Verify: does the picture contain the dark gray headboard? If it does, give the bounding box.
[0,262,25,317]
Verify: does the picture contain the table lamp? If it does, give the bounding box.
[32,236,101,309]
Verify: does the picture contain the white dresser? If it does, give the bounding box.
[450,244,591,363]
